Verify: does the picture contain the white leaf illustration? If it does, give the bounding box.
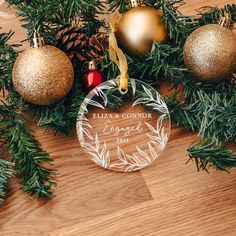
[85,98,105,109]
[100,142,107,158]
[145,122,158,134]
[131,79,136,96]
[82,127,94,140]
[95,134,99,150]
[104,150,110,168]
[132,98,151,107]
[142,85,154,99]
[136,146,151,163]
[93,88,108,106]
[108,80,117,86]
[150,140,164,151]
[145,113,169,152]
[148,142,159,160]
[126,154,140,166]
[127,154,148,167]
[118,147,126,162]
[89,152,103,165]
[109,162,127,169]
[80,103,88,113]
[82,143,96,152]
[82,133,110,168]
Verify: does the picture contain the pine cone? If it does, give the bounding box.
[55,26,109,67]
[86,33,109,63]
[55,26,88,65]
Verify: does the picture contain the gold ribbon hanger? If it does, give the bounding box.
[109,15,129,94]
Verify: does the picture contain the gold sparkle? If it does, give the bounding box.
[13,45,74,105]
[183,24,236,82]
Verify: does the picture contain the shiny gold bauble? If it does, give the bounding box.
[183,24,236,82]
[13,45,74,105]
[116,6,167,55]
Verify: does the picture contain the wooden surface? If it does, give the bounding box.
[1,1,236,236]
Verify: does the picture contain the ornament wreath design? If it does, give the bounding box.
[77,79,170,172]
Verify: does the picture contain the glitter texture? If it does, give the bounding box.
[183,24,236,82]
[13,45,74,105]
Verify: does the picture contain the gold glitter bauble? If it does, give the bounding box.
[183,24,236,82]
[116,6,167,55]
[13,45,74,105]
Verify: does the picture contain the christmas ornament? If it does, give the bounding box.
[116,0,167,55]
[55,27,109,66]
[77,79,171,172]
[13,32,74,105]
[76,15,170,173]
[183,16,236,82]
[82,60,103,91]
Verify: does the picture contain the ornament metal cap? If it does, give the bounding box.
[130,0,141,8]
[30,32,45,48]
[218,13,234,29]
[88,60,97,70]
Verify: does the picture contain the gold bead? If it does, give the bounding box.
[116,6,167,55]
[183,24,236,82]
[13,45,74,105]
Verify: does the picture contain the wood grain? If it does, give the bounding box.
[1,1,236,236]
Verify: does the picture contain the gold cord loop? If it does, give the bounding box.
[109,15,129,94]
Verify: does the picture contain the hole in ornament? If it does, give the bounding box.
[120,88,128,94]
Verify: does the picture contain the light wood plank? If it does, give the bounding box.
[0,123,152,236]
[51,193,236,236]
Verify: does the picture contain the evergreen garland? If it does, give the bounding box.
[0,31,56,201]
[0,0,235,203]
[0,104,56,198]
[0,159,14,203]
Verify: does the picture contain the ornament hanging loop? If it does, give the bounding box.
[116,75,129,94]
[109,15,129,94]
[218,12,234,29]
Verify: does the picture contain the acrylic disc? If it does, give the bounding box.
[77,79,171,172]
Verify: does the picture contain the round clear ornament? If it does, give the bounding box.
[77,79,171,172]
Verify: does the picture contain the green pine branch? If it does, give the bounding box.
[31,82,86,135]
[64,81,87,128]
[0,159,14,204]
[168,88,236,144]
[188,139,236,172]
[106,0,129,13]
[0,30,19,98]
[7,0,105,42]
[0,105,56,198]
[197,4,236,25]
[31,100,70,135]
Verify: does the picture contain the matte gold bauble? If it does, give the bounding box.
[116,2,167,55]
[183,24,236,82]
[13,36,74,105]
